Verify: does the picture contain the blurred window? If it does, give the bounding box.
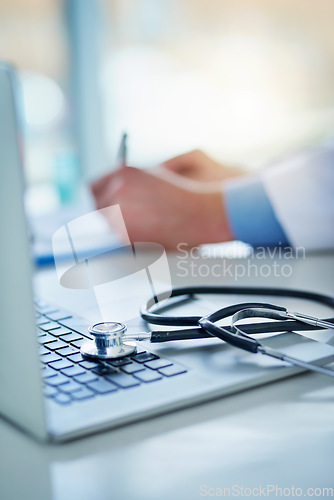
[100,0,334,169]
[2,0,334,191]
[0,0,69,191]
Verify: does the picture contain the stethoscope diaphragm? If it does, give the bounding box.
[81,321,137,359]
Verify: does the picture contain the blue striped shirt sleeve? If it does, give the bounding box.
[224,176,290,247]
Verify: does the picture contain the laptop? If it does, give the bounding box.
[1,62,334,442]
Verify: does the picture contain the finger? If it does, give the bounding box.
[95,166,153,210]
[95,187,115,210]
[90,168,122,198]
[162,150,204,173]
[90,171,111,193]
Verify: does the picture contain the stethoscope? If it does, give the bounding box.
[81,286,334,378]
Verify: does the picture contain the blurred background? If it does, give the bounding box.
[1,0,334,214]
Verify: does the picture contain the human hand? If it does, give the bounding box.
[91,166,234,249]
[161,149,244,182]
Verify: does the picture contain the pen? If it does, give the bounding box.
[116,132,127,168]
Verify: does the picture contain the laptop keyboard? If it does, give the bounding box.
[35,299,187,406]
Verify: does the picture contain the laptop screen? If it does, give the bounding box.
[0,63,47,440]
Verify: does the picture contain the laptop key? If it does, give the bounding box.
[120,362,145,374]
[61,365,86,377]
[72,387,95,401]
[67,352,84,363]
[59,381,82,393]
[45,374,70,386]
[107,357,132,367]
[105,373,140,388]
[40,322,62,332]
[38,334,58,345]
[158,364,187,377]
[71,339,86,348]
[92,364,118,376]
[54,393,72,405]
[79,360,100,370]
[133,369,163,383]
[35,304,58,314]
[60,332,83,342]
[39,346,51,355]
[43,385,58,397]
[131,352,158,363]
[74,371,98,384]
[56,346,80,357]
[47,340,68,351]
[36,317,54,326]
[41,366,58,379]
[58,317,91,335]
[87,379,118,394]
[45,310,72,322]
[49,326,73,337]
[49,359,74,371]
[40,352,62,364]
[144,358,173,370]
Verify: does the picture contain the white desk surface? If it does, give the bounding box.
[1,250,334,500]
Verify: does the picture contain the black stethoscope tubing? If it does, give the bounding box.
[83,285,334,379]
[140,286,334,344]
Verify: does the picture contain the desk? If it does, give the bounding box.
[1,251,334,500]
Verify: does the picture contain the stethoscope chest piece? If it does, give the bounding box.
[81,321,137,359]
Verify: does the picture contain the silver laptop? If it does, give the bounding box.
[1,62,334,442]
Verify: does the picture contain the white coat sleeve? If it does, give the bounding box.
[262,146,334,251]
